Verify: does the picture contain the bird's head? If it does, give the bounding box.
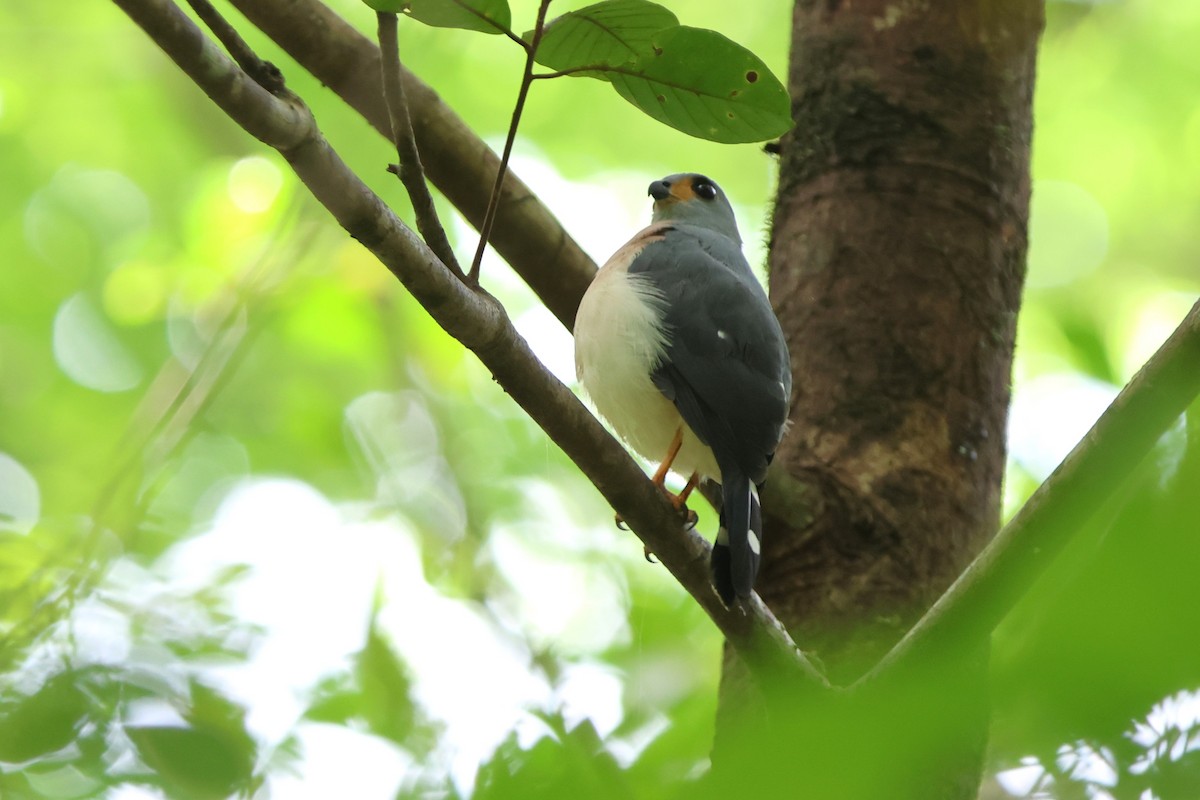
[648,173,741,245]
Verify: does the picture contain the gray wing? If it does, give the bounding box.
[630,226,791,482]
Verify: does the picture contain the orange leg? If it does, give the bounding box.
[650,427,684,489]
[618,427,683,530]
[641,433,700,561]
[674,471,700,510]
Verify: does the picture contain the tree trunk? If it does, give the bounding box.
[715,1,1044,797]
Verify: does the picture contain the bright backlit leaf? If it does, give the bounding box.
[607,26,792,143]
[363,0,512,35]
[532,0,679,80]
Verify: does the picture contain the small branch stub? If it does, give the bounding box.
[376,10,464,279]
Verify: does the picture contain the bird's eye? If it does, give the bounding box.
[693,180,717,200]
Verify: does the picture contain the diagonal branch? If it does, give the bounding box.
[226,0,818,527]
[376,11,463,279]
[111,0,828,690]
[184,0,283,91]
[227,0,595,331]
[858,298,1200,688]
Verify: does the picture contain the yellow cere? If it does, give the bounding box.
[669,176,697,202]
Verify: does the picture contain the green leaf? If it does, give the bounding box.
[183,682,257,764]
[607,26,792,143]
[0,672,89,763]
[126,725,254,800]
[126,682,258,800]
[474,717,633,800]
[357,614,421,744]
[532,0,678,80]
[364,0,513,36]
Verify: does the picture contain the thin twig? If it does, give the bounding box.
[226,0,597,332]
[376,12,464,279]
[184,0,283,92]
[856,298,1200,689]
[467,0,554,284]
[111,0,827,689]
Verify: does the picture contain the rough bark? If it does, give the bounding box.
[715,1,1044,796]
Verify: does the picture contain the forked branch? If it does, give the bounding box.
[226,0,596,332]
[376,11,463,279]
[110,0,828,690]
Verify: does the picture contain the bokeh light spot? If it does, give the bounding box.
[1026,180,1109,288]
[52,293,143,392]
[23,167,150,274]
[24,189,94,275]
[0,452,40,535]
[227,156,283,214]
[103,259,169,325]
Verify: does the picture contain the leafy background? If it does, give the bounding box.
[0,0,1198,797]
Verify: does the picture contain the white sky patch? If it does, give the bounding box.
[556,661,624,740]
[99,784,164,800]
[1008,372,1119,480]
[995,692,1200,796]
[1131,689,1200,771]
[483,479,631,656]
[158,477,569,795]
[503,150,647,264]
[161,479,396,741]
[489,523,629,656]
[1056,741,1118,787]
[994,757,1045,796]
[267,722,412,800]
[374,560,551,793]
[513,302,577,385]
[374,568,552,796]
[69,595,133,668]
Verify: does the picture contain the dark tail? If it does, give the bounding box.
[711,470,762,606]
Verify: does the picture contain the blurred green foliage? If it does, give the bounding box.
[0,0,1197,798]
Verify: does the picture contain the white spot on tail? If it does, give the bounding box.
[747,529,761,555]
[717,329,729,341]
[749,483,760,504]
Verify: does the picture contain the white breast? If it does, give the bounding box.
[574,232,719,480]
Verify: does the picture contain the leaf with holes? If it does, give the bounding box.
[363,0,512,35]
[607,26,791,143]
[530,0,679,81]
